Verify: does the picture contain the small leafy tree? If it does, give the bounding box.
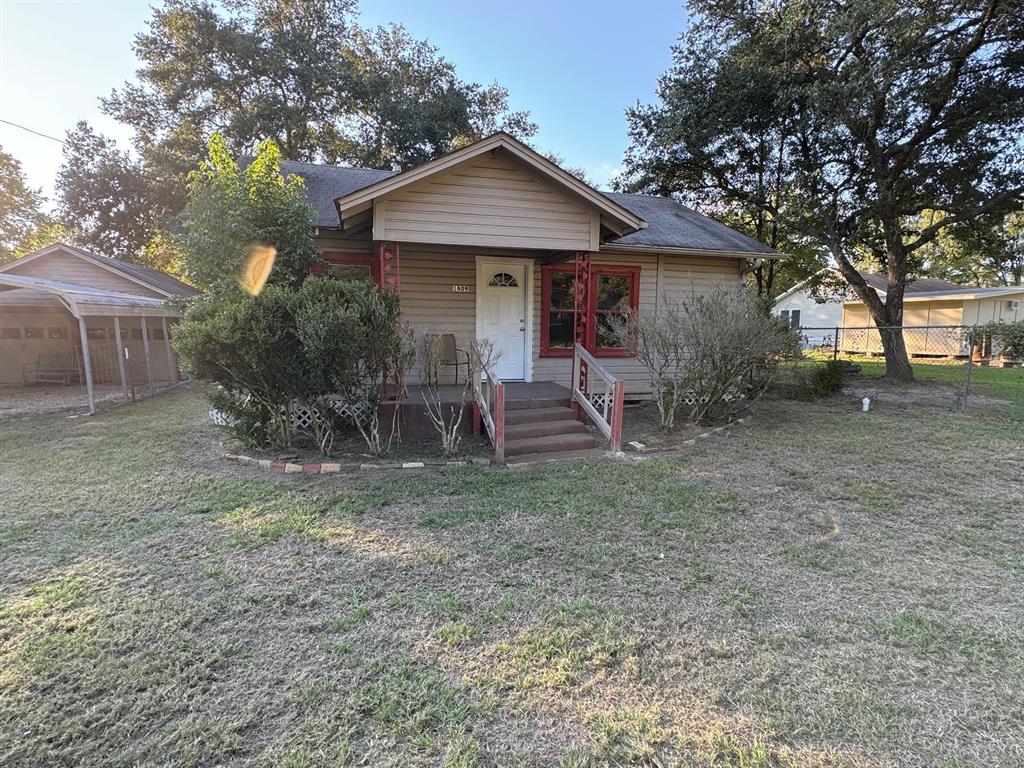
[180,133,318,291]
[294,278,415,457]
[420,337,499,455]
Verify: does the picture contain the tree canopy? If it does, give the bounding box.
[0,145,55,264]
[621,0,1024,381]
[53,0,537,267]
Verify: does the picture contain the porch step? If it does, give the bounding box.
[505,431,600,458]
[505,419,587,440]
[503,396,572,412]
[504,406,576,425]
[506,447,608,466]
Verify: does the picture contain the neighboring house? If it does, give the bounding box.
[279,132,778,462]
[0,243,197,411]
[773,269,963,330]
[774,267,1024,357]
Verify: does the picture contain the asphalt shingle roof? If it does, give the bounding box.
[279,160,397,229]
[859,273,961,294]
[602,193,776,255]
[279,161,774,255]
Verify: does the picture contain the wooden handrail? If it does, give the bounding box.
[472,365,505,465]
[572,343,625,453]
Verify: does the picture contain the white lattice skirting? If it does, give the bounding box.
[210,396,368,433]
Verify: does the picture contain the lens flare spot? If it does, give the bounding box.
[238,245,277,295]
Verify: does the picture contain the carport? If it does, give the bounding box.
[0,273,182,414]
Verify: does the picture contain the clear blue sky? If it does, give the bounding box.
[0,0,688,204]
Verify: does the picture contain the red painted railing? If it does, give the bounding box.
[571,343,625,453]
[473,365,505,465]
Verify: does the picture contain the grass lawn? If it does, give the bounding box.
[1,375,1022,767]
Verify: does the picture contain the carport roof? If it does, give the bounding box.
[0,273,181,318]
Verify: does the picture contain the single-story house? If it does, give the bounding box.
[282,132,778,461]
[773,269,963,329]
[774,268,1024,357]
[0,243,197,412]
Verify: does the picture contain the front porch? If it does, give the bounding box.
[393,376,620,465]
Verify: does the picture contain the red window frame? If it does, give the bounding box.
[589,265,641,357]
[310,251,378,283]
[540,264,640,358]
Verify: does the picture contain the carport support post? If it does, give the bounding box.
[76,316,96,415]
[140,316,154,395]
[113,316,129,403]
[161,317,176,383]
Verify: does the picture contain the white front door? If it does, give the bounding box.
[478,261,528,380]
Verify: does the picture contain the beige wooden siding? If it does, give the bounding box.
[4,250,164,297]
[533,252,744,396]
[376,153,599,252]
[963,295,1024,325]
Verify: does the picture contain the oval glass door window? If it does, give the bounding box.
[487,272,519,288]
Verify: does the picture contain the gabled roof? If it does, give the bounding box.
[0,243,198,297]
[281,144,778,257]
[333,132,647,235]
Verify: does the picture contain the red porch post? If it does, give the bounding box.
[571,251,590,417]
[375,240,400,294]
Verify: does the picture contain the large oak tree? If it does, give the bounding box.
[57,0,536,265]
[622,0,1024,381]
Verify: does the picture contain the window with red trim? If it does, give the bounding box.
[540,264,640,358]
[590,266,640,356]
[311,251,376,283]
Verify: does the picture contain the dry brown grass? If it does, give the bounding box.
[1,380,1022,767]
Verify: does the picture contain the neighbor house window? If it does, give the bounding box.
[48,327,67,339]
[779,309,801,329]
[541,265,640,358]
[1,327,21,339]
[86,328,106,340]
[311,251,375,283]
[25,327,44,339]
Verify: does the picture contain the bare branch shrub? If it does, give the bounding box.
[420,337,500,455]
[613,283,798,426]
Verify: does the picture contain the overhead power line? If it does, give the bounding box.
[0,118,67,145]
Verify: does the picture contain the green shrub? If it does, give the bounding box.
[978,320,1024,359]
[294,277,414,457]
[808,359,848,397]
[208,388,274,448]
[173,286,311,447]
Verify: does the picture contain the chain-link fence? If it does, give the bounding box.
[792,324,1011,410]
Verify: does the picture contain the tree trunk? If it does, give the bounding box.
[878,324,914,382]
[833,249,915,383]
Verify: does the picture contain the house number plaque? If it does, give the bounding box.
[451,285,472,293]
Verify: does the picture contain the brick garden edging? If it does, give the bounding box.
[223,417,750,473]
[624,415,751,455]
[223,453,492,474]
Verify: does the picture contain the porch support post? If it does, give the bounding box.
[609,379,625,453]
[161,317,176,383]
[375,240,400,295]
[573,251,590,348]
[113,316,129,403]
[76,316,96,415]
[571,251,591,418]
[140,316,154,395]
